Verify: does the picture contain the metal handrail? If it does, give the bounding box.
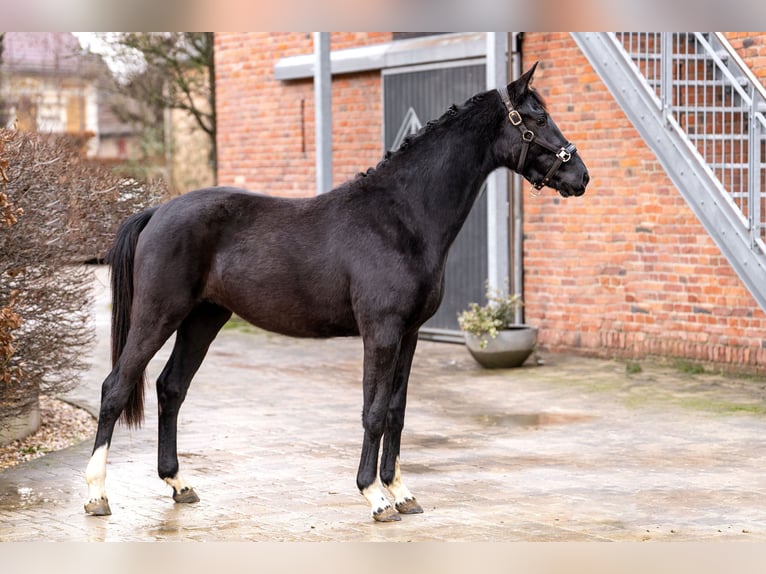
[713,32,766,105]
[612,32,765,255]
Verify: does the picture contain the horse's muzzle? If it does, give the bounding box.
[557,181,587,198]
[564,171,589,197]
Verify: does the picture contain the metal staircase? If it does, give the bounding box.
[571,32,766,312]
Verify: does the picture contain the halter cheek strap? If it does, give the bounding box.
[497,85,577,192]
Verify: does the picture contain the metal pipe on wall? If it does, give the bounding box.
[510,32,524,324]
[314,32,332,195]
[485,32,525,324]
[485,32,510,299]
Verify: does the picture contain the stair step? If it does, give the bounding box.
[645,78,747,88]
[642,92,766,114]
[672,106,751,113]
[708,162,751,169]
[688,134,749,141]
[625,50,729,62]
[670,109,766,122]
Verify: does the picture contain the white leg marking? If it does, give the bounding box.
[385,457,414,505]
[85,445,109,502]
[362,479,393,517]
[165,473,199,503]
[164,474,192,493]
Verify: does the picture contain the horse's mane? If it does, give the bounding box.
[350,86,546,185]
[354,91,499,181]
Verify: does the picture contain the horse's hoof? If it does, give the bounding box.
[395,497,424,514]
[84,497,111,516]
[173,487,200,504]
[372,505,401,522]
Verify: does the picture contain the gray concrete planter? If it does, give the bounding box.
[464,326,538,369]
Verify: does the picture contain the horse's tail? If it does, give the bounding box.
[106,207,158,428]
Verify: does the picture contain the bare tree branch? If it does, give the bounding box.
[101,33,217,183]
[0,130,166,427]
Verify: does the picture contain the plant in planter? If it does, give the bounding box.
[457,287,538,368]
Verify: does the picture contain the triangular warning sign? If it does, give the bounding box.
[391,107,423,151]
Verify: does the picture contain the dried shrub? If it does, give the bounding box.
[0,129,165,429]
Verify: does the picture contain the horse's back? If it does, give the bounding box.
[134,187,281,281]
[141,186,312,248]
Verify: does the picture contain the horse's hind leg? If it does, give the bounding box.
[85,367,126,515]
[156,302,232,505]
[85,317,183,515]
[379,330,423,515]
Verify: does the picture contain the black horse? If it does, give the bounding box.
[85,63,589,521]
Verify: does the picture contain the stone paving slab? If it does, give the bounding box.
[1,266,766,541]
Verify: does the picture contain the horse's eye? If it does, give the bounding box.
[536,115,547,127]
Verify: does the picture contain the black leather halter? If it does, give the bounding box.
[497,85,578,191]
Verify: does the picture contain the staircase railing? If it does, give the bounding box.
[572,32,766,312]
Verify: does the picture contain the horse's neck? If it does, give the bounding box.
[389,125,498,261]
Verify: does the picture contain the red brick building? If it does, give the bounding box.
[214,32,766,373]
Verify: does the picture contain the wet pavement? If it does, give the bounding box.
[1,266,766,541]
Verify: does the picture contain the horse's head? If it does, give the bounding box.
[494,62,589,197]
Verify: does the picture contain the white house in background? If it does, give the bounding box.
[1,32,212,193]
[0,32,105,156]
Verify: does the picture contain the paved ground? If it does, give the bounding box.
[1,266,766,541]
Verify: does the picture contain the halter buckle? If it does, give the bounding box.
[508,110,522,126]
[556,148,572,162]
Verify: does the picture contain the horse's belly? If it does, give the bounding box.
[217,289,359,339]
[241,310,359,339]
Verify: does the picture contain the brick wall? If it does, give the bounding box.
[215,32,766,372]
[216,32,390,197]
[522,33,766,371]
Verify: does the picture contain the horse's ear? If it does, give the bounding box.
[507,61,538,104]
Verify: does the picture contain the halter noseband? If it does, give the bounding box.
[497,85,577,193]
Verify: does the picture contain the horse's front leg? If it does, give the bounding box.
[357,328,402,522]
[379,330,423,515]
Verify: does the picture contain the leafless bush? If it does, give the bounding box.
[0,129,166,428]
